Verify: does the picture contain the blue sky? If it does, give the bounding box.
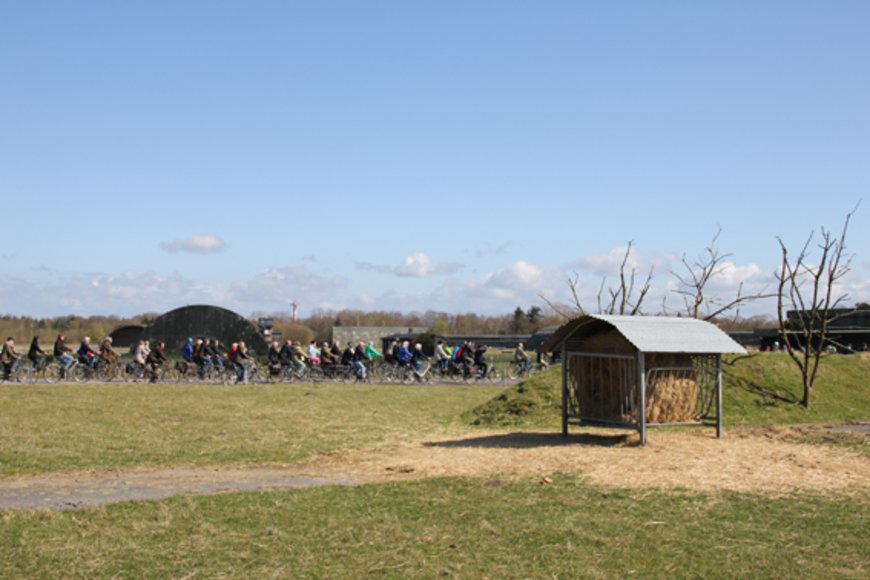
[2,1,868,318]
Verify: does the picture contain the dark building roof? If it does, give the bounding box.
[107,325,146,349]
[143,305,268,355]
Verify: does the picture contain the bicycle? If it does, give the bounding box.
[507,360,538,380]
[400,362,432,384]
[0,357,28,383]
[13,356,52,384]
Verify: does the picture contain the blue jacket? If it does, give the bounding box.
[396,346,412,363]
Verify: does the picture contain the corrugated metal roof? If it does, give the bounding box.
[542,315,746,355]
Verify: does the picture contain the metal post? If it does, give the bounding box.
[638,352,647,446]
[716,355,723,439]
[561,346,570,436]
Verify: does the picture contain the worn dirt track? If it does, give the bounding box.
[1,429,867,510]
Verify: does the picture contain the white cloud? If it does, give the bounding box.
[357,252,464,278]
[160,235,226,254]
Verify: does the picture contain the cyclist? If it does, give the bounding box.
[319,341,336,366]
[351,342,367,381]
[267,340,282,376]
[340,343,354,366]
[411,342,428,379]
[77,337,97,369]
[291,341,310,374]
[459,341,476,376]
[364,341,382,360]
[181,338,194,365]
[192,338,211,377]
[434,339,450,373]
[132,340,148,371]
[474,344,489,378]
[1,337,21,380]
[396,340,413,367]
[307,340,321,365]
[98,336,119,379]
[28,336,47,371]
[145,341,168,383]
[53,334,75,371]
[206,339,225,370]
[234,340,252,383]
[514,342,531,374]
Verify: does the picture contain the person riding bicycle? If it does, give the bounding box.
[340,344,354,366]
[474,344,489,378]
[206,339,225,370]
[307,340,321,365]
[192,338,211,377]
[291,341,310,374]
[278,340,296,369]
[98,336,119,378]
[53,334,75,371]
[233,340,252,383]
[395,340,413,367]
[319,341,336,366]
[514,342,531,373]
[434,339,450,373]
[267,340,282,375]
[145,341,168,383]
[351,342,368,380]
[458,341,476,376]
[77,336,97,369]
[28,336,47,371]
[411,342,428,378]
[181,338,194,365]
[364,341,382,361]
[132,340,147,371]
[1,337,21,380]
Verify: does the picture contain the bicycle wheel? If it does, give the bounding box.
[17,360,36,384]
[487,367,503,384]
[44,362,64,383]
[70,364,89,383]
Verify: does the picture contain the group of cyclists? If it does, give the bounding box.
[1,332,540,384]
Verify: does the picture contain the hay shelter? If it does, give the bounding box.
[542,315,745,444]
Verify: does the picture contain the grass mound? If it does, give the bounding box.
[722,352,870,426]
[464,368,562,427]
[466,354,870,428]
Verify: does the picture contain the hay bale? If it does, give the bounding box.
[646,372,698,423]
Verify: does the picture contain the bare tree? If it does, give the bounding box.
[776,205,858,408]
[671,228,775,324]
[539,241,654,318]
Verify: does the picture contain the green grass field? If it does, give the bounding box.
[0,354,867,578]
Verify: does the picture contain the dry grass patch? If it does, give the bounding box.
[314,428,870,497]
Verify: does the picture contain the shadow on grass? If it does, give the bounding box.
[734,379,801,407]
[424,431,636,449]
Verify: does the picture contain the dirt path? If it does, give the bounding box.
[1,429,867,510]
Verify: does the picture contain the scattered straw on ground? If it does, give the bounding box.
[313,429,870,496]
[0,429,867,509]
